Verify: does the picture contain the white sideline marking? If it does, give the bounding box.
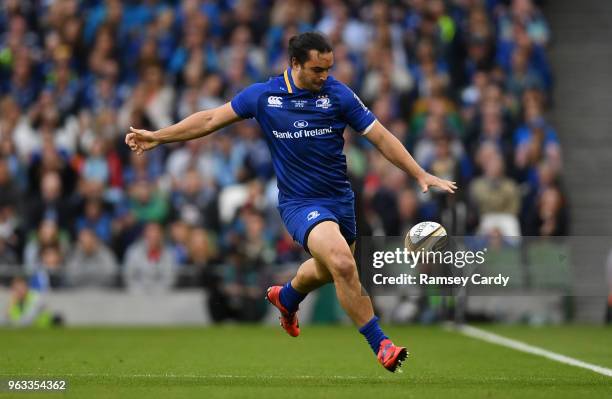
[456,325,612,378]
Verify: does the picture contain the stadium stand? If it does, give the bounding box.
[0,0,570,323]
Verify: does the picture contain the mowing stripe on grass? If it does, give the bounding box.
[0,372,388,381]
[455,325,612,378]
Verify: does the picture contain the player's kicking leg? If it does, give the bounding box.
[268,221,408,372]
[307,221,407,372]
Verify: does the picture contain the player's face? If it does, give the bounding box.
[293,50,334,92]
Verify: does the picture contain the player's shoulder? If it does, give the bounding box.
[325,75,351,93]
[243,77,273,93]
[325,76,361,104]
[242,74,291,96]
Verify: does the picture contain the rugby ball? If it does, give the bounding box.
[404,221,448,252]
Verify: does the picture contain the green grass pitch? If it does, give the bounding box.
[1,325,610,398]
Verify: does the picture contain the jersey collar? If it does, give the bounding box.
[283,68,296,93]
[284,67,329,94]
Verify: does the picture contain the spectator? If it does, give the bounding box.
[474,110,514,170]
[423,135,471,191]
[188,227,216,269]
[119,63,175,132]
[469,152,521,236]
[65,228,118,288]
[497,20,552,93]
[316,1,371,54]
[1,48,38,110]
[514,103,562,181]
[211,133,248,187]
[168,14,218,78]
[44,60,80,118]
[87,24,120,79]
[413,115,465,166]
[506,47,544,100]
[126,178,169,224]
[361,49,413,104]
[208,245,267,323]
[498,0,550,47]
[410,39,450,98]
[1,96,34,160]
[123,222,176,293]
[0,205,20,266]
[0,235,19,269]
[169,168,218,230]
[29,244,65,292]
[123,150,164,185]
[242,210,276,266]
[397,188,424,233]
[198,73,225,111]
[23,219,69,275]
[275,229,304,266]
[239,122,274,181]
[461,6,495,83]
[25,171,74,233]
[169,219,191,267]
[524,186,568,236]
[219,25,265,82]
[177,62,204,120]
[411,95,463,142]
[80,140,110,185]
[4,275,60,327]
[520,160,560,223]
[0,156,22,212]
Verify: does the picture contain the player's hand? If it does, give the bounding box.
[417,172,457,194]
[125,127,160,155]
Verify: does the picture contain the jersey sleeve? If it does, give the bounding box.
[338,83,376,134]
[230,82,266,119]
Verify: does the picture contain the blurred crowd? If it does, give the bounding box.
[0,0,568,321]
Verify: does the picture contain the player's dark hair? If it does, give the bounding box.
[288,32,333,66]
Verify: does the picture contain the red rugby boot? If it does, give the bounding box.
[377,339,408,372]
[265,286,300,337]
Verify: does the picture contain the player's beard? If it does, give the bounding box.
[311,80,324,91]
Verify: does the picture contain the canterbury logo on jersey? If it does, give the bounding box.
[268,96,283,107]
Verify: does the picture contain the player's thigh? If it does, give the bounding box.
[307,221,357,281]
[278,201,337,251]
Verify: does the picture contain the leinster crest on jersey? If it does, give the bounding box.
[315,95,332,109]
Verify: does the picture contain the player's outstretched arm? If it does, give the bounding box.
[364,120,457,194]
[125,102,242,155]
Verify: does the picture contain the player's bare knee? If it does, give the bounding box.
[328,250,357,282]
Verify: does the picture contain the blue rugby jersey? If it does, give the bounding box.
[230,68,376,202]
